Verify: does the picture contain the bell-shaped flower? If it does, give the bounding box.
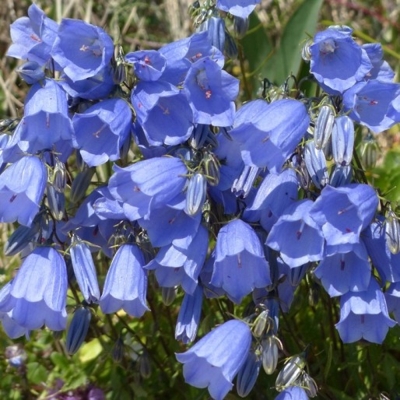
[51,18,114,82]
[314,242,371,297]
[72,98,131,166]
[0,247,68,331]
[363,43,395,83]
[176,319,252,400]
[274,386,309,400]
[362,218,400,283]
[7,4,58,67]
[211,219,271,304]
[15,79,73,152]
[69,237,101,304]
[0,156,47,226]
[159,31,224,86]
[108,156,188,221]
[244,169,298,231]
[184,56,239,126]
[309,184,378,250]
[343,80,400,133]
[100,244,149,317]
[216,0,260,18]
[125,50,166,81]
[175,285,203,344]
[132,81,194,146]
[266,199,325,268]
[309,26,372,93]
[335,278,396,343]
[145,225,208,293]
[230,99,309,173]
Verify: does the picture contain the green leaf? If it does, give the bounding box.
[27,362,48,385]
[266,0,323,85]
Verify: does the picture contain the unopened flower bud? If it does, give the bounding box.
[302,39,313,61]
[199,17,226,52]
[139,349,151,378]
[288,264,309,286]
[52,159,67,192]
[252,309,270,338]
[46,184,66,220]
[304,141,329,189]
[360,132,379,169]
[161,286,177,306]
[232,165,259,198]
[329,164,352,187]
[386,210,400,254]
[65,307,92,355]
[236,351,261,397]
[185,173,207,216]
[233,16,249,38]
[314,105,335,150]
[262,335,281,375]
[301,372,318,398]
[70,167,95,203]
[16,61,45,84]
[203,152,220,186]
[275,353,306,391]
[332,115,354,166]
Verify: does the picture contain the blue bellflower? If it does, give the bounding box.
[230,99,309,173]
[176,319,252,400]
[274,386,309,400]
[0,247,68,331]
[184,56,238,126]
[0,156,47,226]
[100,244,149,317]
[309,184,378,252]
[51,18,114,82]
[125,50,167,81]
[216,0,260,18]
[309,26,372,93]
[7,4,58,67]
[211,219,271,303]
[72,98,131,166]
[266,199,325,268]
[15,79,73,152]
[335,278,396,343]
[108,156,188,221]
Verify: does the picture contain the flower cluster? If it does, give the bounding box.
[2,3,400,400]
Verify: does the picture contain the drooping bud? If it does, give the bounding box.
[360,132,379,169]
[262,335,281,375]
[70,167,95,203]
[199,17,226,52]
[236,351,261,397]
[288,264,309,286]
[139,349,151,378]
[232,165,259,198]
[233,16,249,38]
[329,164,352,187]
[275,353,306,391]
[46,184,66,220]
[300,372,318,398]
[314,105,335,150]
[252,309,270,338]
[386,209,400,254]
[16,61,45,84]
[185,173,207,216]
[4,213,41,255]
[331,115,354,166]
[52,159,67,193]
[161,286,177,306]
[203,151,220,186]
[65,306,92,355]
[69,237,101,304]
[304,141,329,189]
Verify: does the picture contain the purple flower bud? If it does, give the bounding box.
[185,173,207,216]
[16,61,45,84]
[331,115,354,166]
[304,141,329,189]
[314,105,335,150]
[233,16,249,38]
[65,307,91,355]
[236,351,261,397]
[70,238,101,304]
[199,17,226,53]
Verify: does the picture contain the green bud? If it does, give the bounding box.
[386,209,400,254]
[275,353,306,391]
